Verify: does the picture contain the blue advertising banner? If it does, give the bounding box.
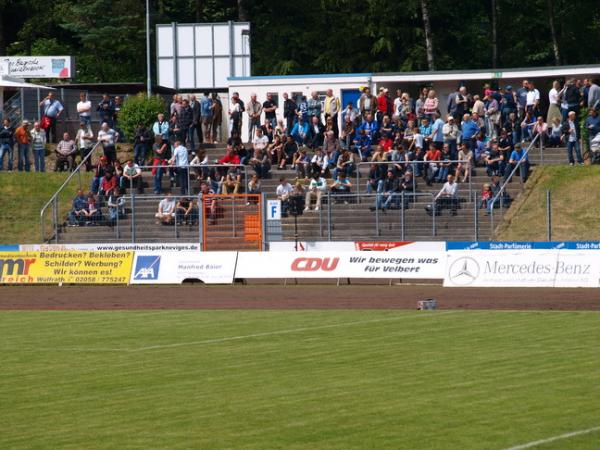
[446,242,600,250]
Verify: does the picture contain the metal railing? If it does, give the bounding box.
[488,133,540,234]
[355,160,473,200]
[39,141,103,242]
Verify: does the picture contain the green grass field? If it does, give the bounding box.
[2,310,600,449]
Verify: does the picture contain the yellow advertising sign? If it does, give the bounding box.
[0,251,134,284]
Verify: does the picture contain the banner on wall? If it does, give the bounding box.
[0,251,133,284]
[444,250,600,288]
[130,251,237,284]
[446,241,600,250]
[235,252,445,279]
[268,241,445,252]
[20,243,201,252]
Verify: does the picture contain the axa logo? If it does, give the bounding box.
[134,255,161,280]
[0,258,36,276]
[291,257,339,272]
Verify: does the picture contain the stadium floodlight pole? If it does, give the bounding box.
[146,0,151,97]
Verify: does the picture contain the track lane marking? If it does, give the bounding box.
[504,425,600,449]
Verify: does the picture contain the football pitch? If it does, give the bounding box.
[2,310,599,449]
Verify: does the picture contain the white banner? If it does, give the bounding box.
[2,56,73,78]
[130,251,236,284]
[268,241,445,252]
[21,243,201,252]
[444,250,600,288]
[235,252,445,279]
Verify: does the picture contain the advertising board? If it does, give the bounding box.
[444,250,600,288]
[0,251,133,284]
[235,252,445,279]
[130,251,237,284]
[1,56,73,78]
[20,243,201,252]
[268,241,445,252]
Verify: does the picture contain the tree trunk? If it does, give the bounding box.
[547,0,561,65]
[490,0,498,68]
[420,0,435,71]
[195,0,203,23]
[238,0,248,22]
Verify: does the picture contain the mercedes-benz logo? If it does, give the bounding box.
[448,256,480,286]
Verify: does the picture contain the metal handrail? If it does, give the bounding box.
[488,133,540,211]
[39,141,103,242]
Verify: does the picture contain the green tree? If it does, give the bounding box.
[118,93,166,142]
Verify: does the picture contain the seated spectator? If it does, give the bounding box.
[548,117,562,147]
[220,170,241,194]
[487,175,512,212]
[307,116,325,149]
[293,147,310,178]
[371,169,401,212]
[67,190,89,226]
[435,144,453,183]
[276,177,294,217]
[279,135,298,169]
[190,148,209,181]
[322,131,341,168]
[304,174,327,212]
[520,111,536,141]
[269,135,284,166]
[155,192,176,225]
[82,194,102,225]
[474,132,488,165]
[432,174,458,216]
[91,156,111,194]
[531,116,549,147]
[399,171,416,208]
[330,172,352,203]
[55,132,77,172]
[332,149,356,180]
[199,181,217,224]
[310,147,329,178]
[365,163,384,193]
[247,174,261,196]
[274,119,286,140]
[423,144,441,185]
[353,129,374,160]
[176,197,198,226]
[291,116,310,146]
[99,170,118,206]
[456,143,474,183]
[249,146,271,179]
[122,159,144,194]
[107,188,125,227]
[252,127,269,154]
[340,116,356,150]
[504,142,529,183]
[218,144,241,166]
[485,141,505,177]
[480,183,493,210]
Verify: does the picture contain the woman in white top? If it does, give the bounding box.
[547,80,562,125]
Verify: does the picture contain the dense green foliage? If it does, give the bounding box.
[1,0,599,83]
[2,309,600,448]
[118,93,166,140]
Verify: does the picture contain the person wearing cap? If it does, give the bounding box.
[442,115,459,159]
[30,121,47,172]
[14,120,31,172]
[76,122,94,172]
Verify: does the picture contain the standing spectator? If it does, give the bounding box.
[113,96,123,129]
[170,140,189,195]
[484,92,501,139]
[297,95,309,122]
[0,118,15,171]
[454,86,469,121]
[526,81,540,116]
[97,122,119,163]
[282,92,297,135]
[564,111,584,165]
[516,80,529,121]
[431,111,445,151]
[372,169,401,211]
[211,93,223,143]
[189,94,201,148]
[151,136,169,194]
[175,99,194,145]
[461,114,480,152]
[122,159,144,194]
[307,91,322,122]
[30,121,47,172]
[359,87,376,118]
[276,177,294,217]
[341,102,359,127]
[133,122,151,166]
[200,92,213,144]
[247,93,262,142]
[547,80,562,125]
[503,111,521,144]
[376,88,389,124]
[307,116,325,149]
[76,92,92,127]
[55,132,76,172]
[96,93,115,128]
[155,192,176,225]
[415,87,428,120]
[75,122,94,172]
[442,115,459,159]
[423,89,439,121]
[14,120,31,172]
[588,79,600,111]
[152,113,170,143]
[39,92,64,143]
[324,89,341,136]
[500,86,517,123]
[304,174,327,211]
[472,95,485,118]
[560,79,581,122]
[262,93,278,129]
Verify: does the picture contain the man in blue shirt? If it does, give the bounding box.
[505,142,529,183]
[39,92,64,143]
[460,113,480,152]
[200,92,213,144]
[430,112,445,150]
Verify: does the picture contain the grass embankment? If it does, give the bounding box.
[0,172,93,244]
[496,165,600,241]
[1,310,599,449]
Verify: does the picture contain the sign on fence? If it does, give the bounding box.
[235,252,445,279]
[1,56,73,78]
[0,251,133,284]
